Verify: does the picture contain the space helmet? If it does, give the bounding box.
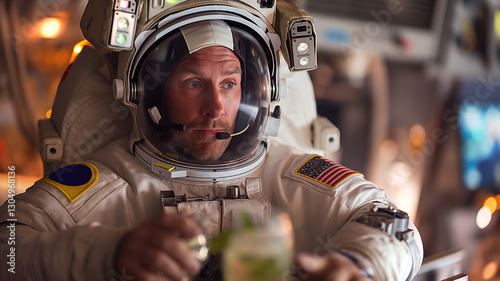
[132,19,274,167]
[80,0,316,181]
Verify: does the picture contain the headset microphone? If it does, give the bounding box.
[161,119,185,131]
[149,106,250,139]
[215,124,249,140]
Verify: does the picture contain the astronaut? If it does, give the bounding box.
[0,0,423,280]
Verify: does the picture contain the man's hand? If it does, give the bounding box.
[294,252,368,281]
[114,212,202,281]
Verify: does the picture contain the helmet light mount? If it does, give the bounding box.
[81,0,317,72]
[109,0,138,49]
[276,0,317,71]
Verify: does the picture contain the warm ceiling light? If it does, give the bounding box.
[38,17,61,38]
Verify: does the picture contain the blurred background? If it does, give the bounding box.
[0,0,499,280]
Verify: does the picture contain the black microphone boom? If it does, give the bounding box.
[216,132,231,139]
[160,119,186,131]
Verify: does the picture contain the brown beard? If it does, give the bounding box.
[172,120,234,162]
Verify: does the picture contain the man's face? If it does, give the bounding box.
[164,46,242,161]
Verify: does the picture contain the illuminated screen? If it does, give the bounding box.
[458,83,500,192]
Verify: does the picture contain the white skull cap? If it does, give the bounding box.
[180,20,234,53]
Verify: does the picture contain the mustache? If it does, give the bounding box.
[187,120,233,132]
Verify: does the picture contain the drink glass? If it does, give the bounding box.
[223,212,294,281]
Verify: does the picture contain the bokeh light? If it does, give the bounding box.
[379,139,398,162]
[461,104,485,142]
[482,261,498,280]
[38,17,62,39]
[484,197,498,214]
[476,206,492,229]
[410,124,426,149]
[464,166,481,190]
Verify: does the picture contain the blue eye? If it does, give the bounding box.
[187,81,200,88]
[225,82,234,89]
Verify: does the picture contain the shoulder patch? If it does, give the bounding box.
[37,162,99,202]
[294,155,362,188]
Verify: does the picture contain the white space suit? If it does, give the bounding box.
[0,1,422,280]
[0,136,421,281]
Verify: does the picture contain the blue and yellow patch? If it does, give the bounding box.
[37,162,99,202]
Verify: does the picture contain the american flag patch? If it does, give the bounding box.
[294,155,362,188]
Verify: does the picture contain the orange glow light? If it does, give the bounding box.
[484,197,498,214]
[69,40,93,63]
[482,261,498,280]
[73,45,83,55]
[496,194,500,210]
[409,124,426,148]
[38,17,61,38]
[46,109,52,119]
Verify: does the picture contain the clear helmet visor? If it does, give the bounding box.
[134,20,271,166]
